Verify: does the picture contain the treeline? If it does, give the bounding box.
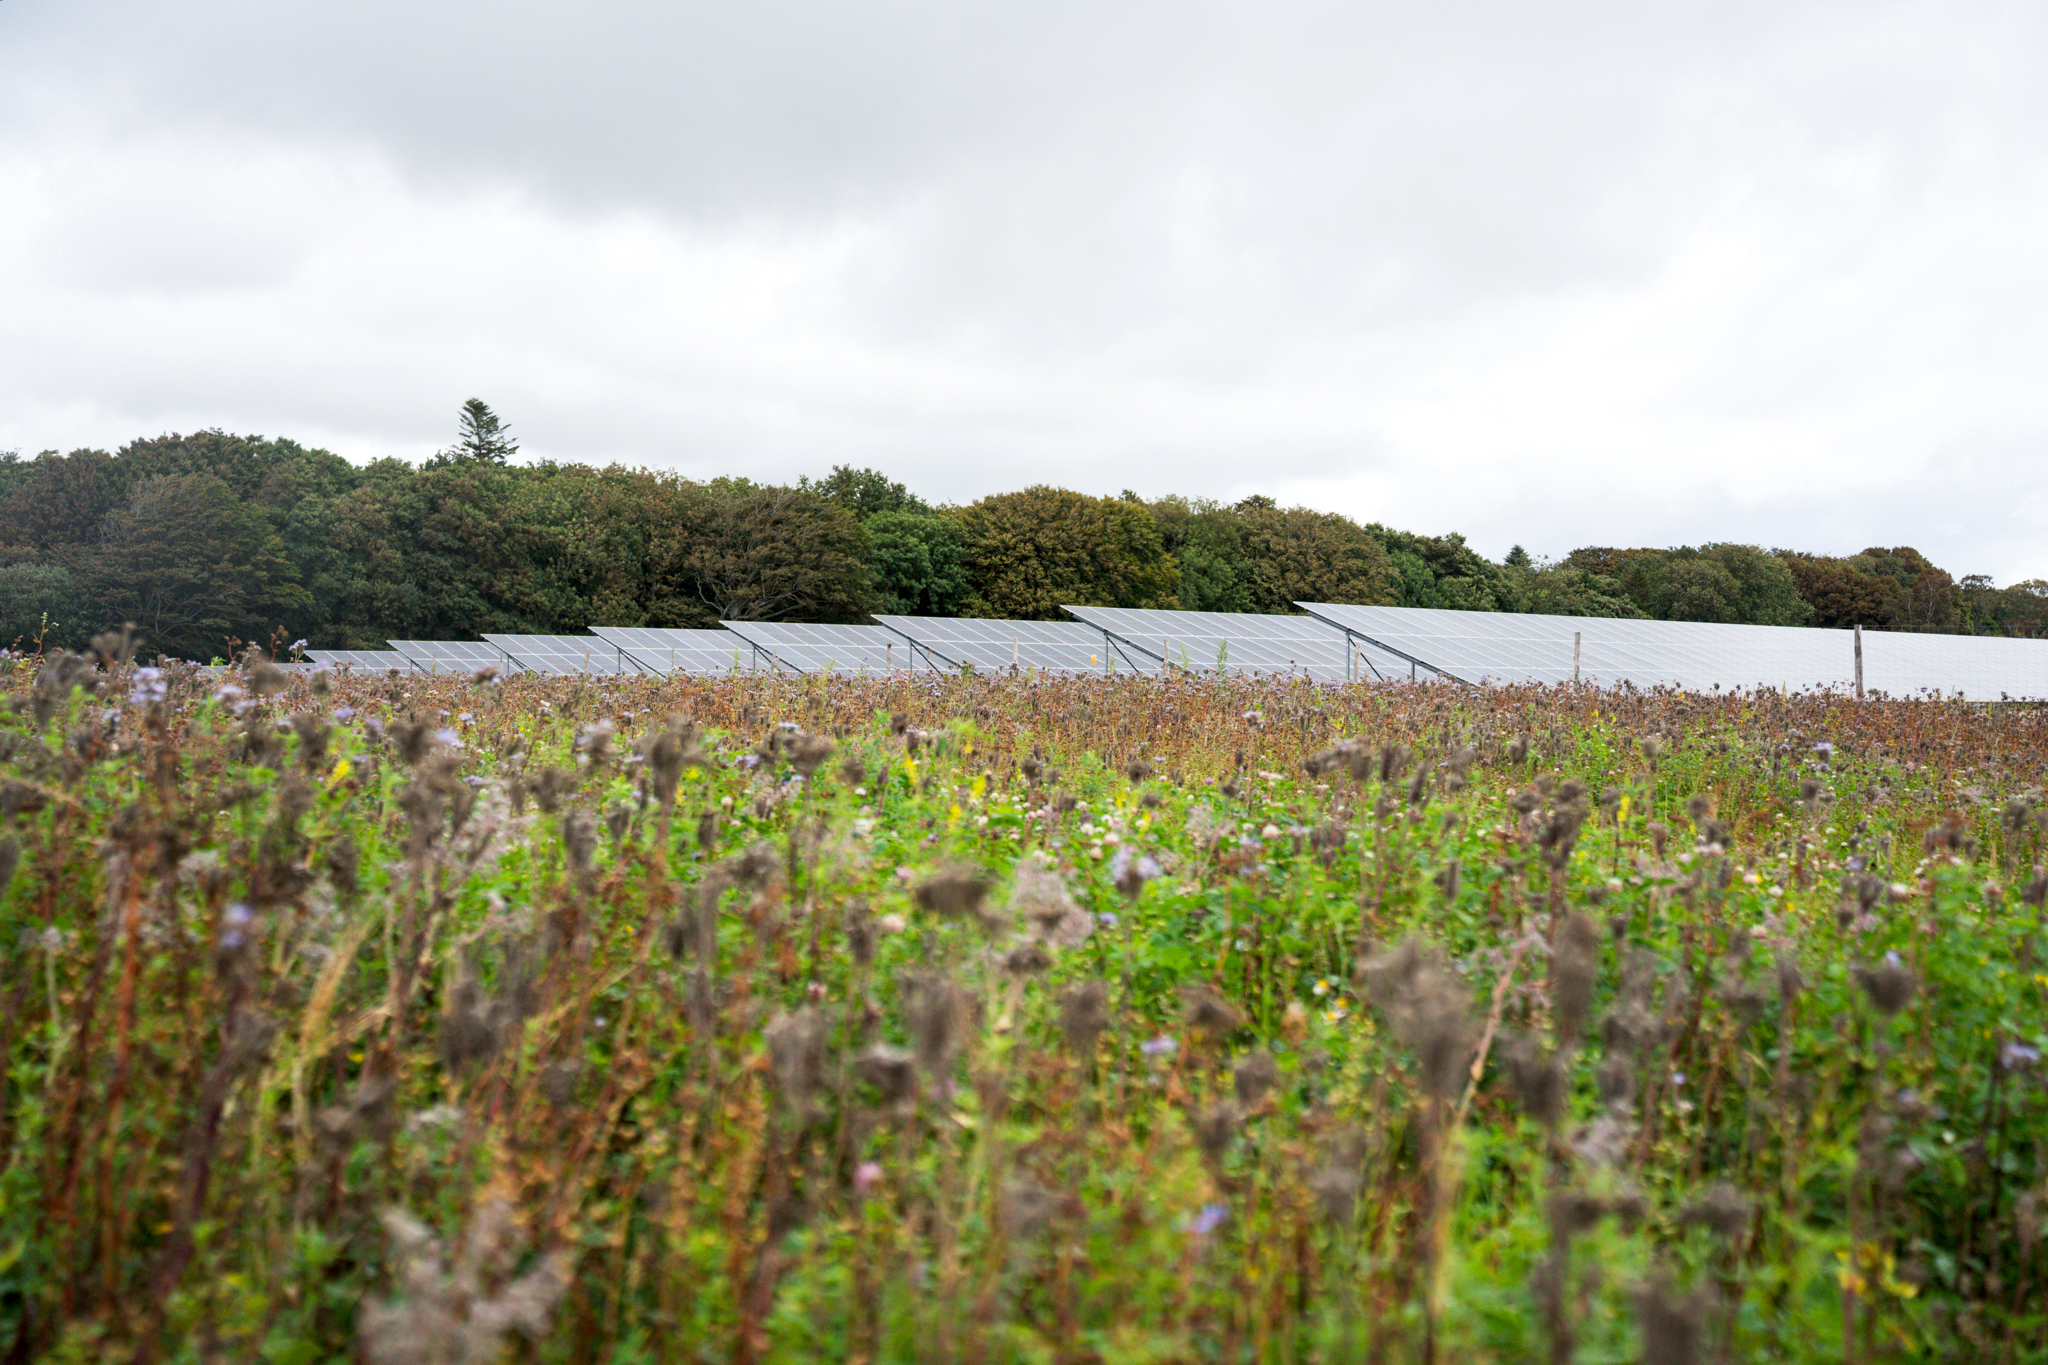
[1,424,2042,660]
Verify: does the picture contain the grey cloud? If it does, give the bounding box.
[2,0,2047,581]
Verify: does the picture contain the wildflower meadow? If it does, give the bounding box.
[1,639,2044,1362]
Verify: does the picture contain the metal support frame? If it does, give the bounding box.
[1092,628,1170,675]
[1315,622,1466,686]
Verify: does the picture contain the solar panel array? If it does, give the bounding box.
[1063,606,1408,681]
[718,621,917,673]
[589,627,770,676]
[482,634,646,676]
[388,640,521,674]
[1298,603,2048,700]
[874,616,1109,673]
[330,604,2048,699]
[306,648,411,673]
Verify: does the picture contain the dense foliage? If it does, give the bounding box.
[3,410,2044,659]
[3,645,2045,1362]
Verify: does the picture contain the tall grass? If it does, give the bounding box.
[1,643,2044,1362]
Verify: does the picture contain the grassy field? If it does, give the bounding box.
[1,642,2044,1363]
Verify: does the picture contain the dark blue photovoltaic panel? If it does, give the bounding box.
[1298,602,2048,699]
[717,622,917,674]
[1061,606,1407,681]
[589,627,768,675]
[874,616,1108,672]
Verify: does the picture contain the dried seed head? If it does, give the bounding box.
[765,1007,831,1113]
[1679,1182,1750,1242]
[855,1043,917,1108]
[1179,984,1246,1040]
[1058,980,1110,1055]
[1126,758,1153,783]
[726,842,782,887]
[1360,937,1477,1102]
[1648,822,1669,858]
[1550,912,1600,1043]
[789,732,834,779]
[1193,1102,1241,1161]
[844,899,875,967]
[1499,1033,1567,1128]
[1378,743,1411,784]
[1548,1189,1606,1241]
[1309,1131,1367,1223]
[533,766,576,815]
[1596,1055,1635,1111]
[1685,794,1711,822]
[1001,1178,1061,1242]
[641,719,709,808]
[1008,855,1091,949]
[1635,1278,1705,1365]
[245,653,289,698]
[696,810,719,852]
[605,804,631,848]
[1854,961,1917,1017]
[913,864,997,926]
[1301,746,1346,778]
[1607,1185,1649,1232]
[562,809,598,879]
[1233,1050,1280,1107]
[1000,941,1052,976]
[902,971,964,1078]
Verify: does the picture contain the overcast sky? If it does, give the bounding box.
[3,0,2046,580]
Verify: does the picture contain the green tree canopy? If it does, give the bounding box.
[801,465,929,518]
[94,473,312,660]
[436,399,519,465]
[865,511,970,616]
[956,487,1179,619]
[1235,499,1397,612]
[675,486,877,623]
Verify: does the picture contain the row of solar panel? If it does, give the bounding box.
[302,603,2048,699]
[305,613,1408,683]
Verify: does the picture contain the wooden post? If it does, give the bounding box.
[1854,623,1863,701]
[886,641,893,670]
[1012,637,1018,668]
[1574,631,1582,685]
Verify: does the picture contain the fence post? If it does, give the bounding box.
[1854,624,1863,701]
[1574,631,1582,685]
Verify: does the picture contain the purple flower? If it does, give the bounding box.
[289,638,309,653]
[1140,1035,1178,1058]
[1098,912,1119,928]
[1183,1202,1228,1236]
[2002,1042,2042,1070]
[331,706,356,722]
[433,727,462,748]
[854,1161,884,1196]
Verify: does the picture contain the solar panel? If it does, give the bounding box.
[1060,606,1405,681]
[306,648,412,673]
[717,622,919,674]
[588,626,769,676]
[1296,603,2048,700]
[481,634,647,676]
[873,616,1111,673]
[387,640,524,674]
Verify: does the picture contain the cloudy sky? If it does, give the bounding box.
[3,0,2045,579]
